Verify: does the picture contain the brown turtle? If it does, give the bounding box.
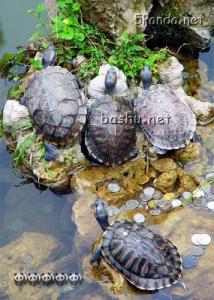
[84,67,137,166]
[91,199,183,291]
[134,65,199,154]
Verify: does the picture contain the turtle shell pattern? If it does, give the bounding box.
[134,84,196,150]
[85,96,136,166]
[26,66,87,145]
[101,220,182,290]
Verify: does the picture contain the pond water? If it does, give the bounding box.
[0,1,213,300]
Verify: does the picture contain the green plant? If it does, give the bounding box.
[8,85,25,100]
[29,58,43,70]
[13,132,36,167]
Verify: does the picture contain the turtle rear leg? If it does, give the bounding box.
[153,146,167,155]
[192,133,201,144]
[44,143,59,161]
[90,246,102,264]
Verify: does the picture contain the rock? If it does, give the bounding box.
[163,192,180,200]
[3,100,30,128]
[154,170,178,193]
[78,0,153,37]
[177,168,198,193]
[159,56,214,123]
[0,232,66,300]
[70,159,150,206]
[151,158,177,173]
[174,142,201,163]
[88,64,128,98]
[45,0,57,18]
[72,55,87,69]
[147,0,212,51]
[182,255,198,269]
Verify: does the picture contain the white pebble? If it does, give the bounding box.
[183,192,192,199]
[143,187,155,200]
[191,234,212,246]
[108,183,120,193]
[198,234,212,246]
[191,234,201,245]
[171,199,182,208]
[134,213,145,223]
[207,201,214,211]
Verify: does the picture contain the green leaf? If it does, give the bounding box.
[35,3,46,15]
[72,2,81,11]
[30,59,43,70]
[29,31,41,42]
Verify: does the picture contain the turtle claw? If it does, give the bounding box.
[129,148,139,160]
[44,143,59,161]
[75,76,84,89]
[19,96,28,106]
[192,133,201,144]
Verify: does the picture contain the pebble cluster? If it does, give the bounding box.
[107,185,193,218]
[182,233,212,269]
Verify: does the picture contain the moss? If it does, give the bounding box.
[161,4,182,19]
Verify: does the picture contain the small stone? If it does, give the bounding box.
[182,255,198,268]
[193,197,206,208]
[163,192,179,200]
[155,199,167,209]
[108,183,120,193]
[191,234,201,245]
[183,192,192,199]
[198,234,212,246]
[171,199,182,208]
[143,187,155,200]
[150,208,161,216]
[190,246,204,256]
[207,201,214,211]
[148,200,156,209]
[160,201,172,211]
[126,200,139,209]
[134,213,145,223]
[153,190,163,200]
[20,254,33,264]
[107,206,115,217]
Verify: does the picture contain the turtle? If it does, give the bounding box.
[83,67,137,166]
[22,45,87,161]
[91,199,183,291]
[134,65,199,155]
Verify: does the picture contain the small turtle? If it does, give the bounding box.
[83,67,137,166]
[134,65,198,154]
[22,46,87,161]
[91,199,183,291]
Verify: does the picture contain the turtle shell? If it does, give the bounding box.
[101,220,182,290]
[25,66,87,145]
[85,96,136,166]
[134,84,196,150]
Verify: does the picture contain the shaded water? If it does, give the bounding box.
[0,1,214,299]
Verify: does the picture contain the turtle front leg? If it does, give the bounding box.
[74,76,84,89]
[129,148,139,160]
[90,245,102,264]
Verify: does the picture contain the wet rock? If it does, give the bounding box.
[3,100,30,129]
[174,142,201,163]
[0,232,65,300]
[177,168,198,193]
[71,159,150,206]
[154,170,178,193]
[151,158,177,173]
[78,0,153,37]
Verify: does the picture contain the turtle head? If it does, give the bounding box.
[42,45,57,68]
[94,199,110,231]
[140,65,152,90]
[105,67,117,96]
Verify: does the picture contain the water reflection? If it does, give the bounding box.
[0,20,5,50]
